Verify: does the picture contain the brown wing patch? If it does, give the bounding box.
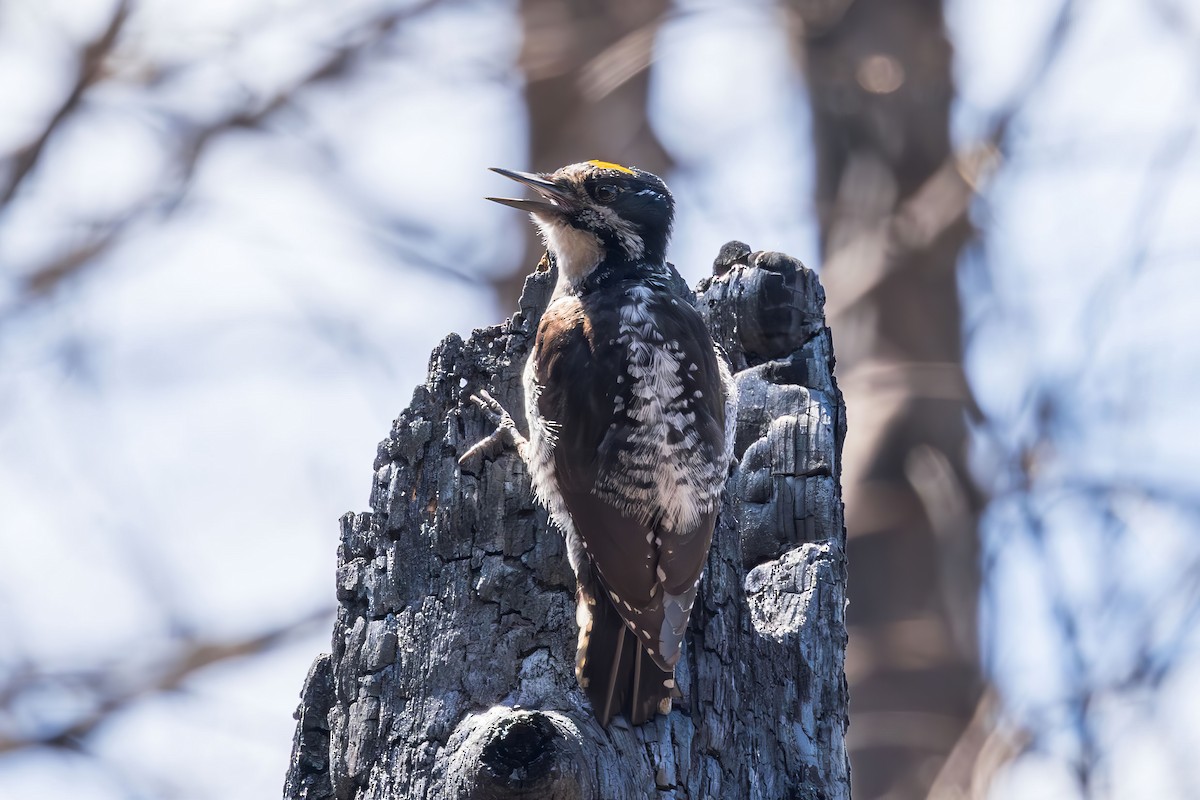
[557,488,656,608]
[532,297,595,390]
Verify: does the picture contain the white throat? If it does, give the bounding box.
[535,216,603,293]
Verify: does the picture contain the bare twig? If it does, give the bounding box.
[0,0,131,206]
[7,0,451,309]
[0,607,332,755]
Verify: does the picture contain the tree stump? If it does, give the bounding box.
[283,245,850,799]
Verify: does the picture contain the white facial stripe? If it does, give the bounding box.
[576,207,645,263]
[607,213,645,261]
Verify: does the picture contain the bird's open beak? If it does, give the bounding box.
[486,167,574,215]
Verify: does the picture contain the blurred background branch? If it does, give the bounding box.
[1,1,132,208]
[0,608,329,756]
[1,0,1198,798]
[4,0,453,314]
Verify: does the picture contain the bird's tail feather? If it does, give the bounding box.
[577,578,673,726]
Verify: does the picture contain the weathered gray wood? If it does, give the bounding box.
[284,246,850,799]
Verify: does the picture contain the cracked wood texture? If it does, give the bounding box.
[284,246,849,800]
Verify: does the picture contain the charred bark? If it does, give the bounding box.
[284,246,849,799]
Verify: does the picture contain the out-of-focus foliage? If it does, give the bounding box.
[1,0,1197,798]
[955,1,1200,796]
[0,1,516,796]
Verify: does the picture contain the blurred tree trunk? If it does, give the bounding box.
[495,0,673,306]
[786,0,984,797]
[284,251,851,798]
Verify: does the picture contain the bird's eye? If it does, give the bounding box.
[594,184,619,204]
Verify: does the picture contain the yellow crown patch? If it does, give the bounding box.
[588,159,636,175]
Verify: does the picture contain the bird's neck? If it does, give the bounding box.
[538,218,668,297]
[537,218,603,294]
[572,258,672,299]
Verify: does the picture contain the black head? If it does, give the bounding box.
[488,160,675,280]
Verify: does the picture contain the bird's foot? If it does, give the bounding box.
[458,390,530,467]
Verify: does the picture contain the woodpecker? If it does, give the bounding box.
[464,160,736,726]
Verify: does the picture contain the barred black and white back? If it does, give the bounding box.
[525,263,735,725]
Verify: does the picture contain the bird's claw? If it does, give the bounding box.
[469,390,511,426]
[459,390,529,467]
